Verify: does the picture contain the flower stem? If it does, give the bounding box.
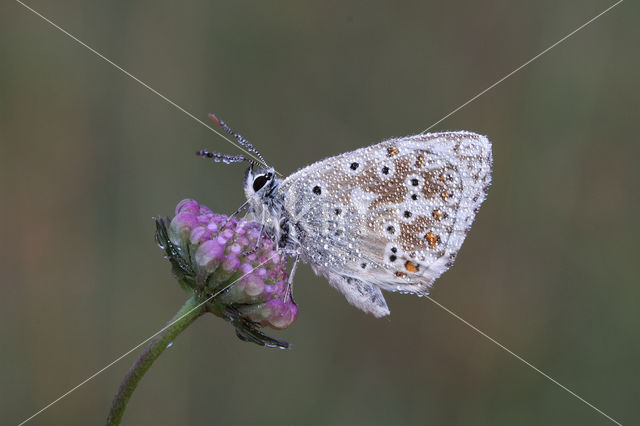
[106,294,205,426]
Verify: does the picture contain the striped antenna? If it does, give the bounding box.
[196,150,252,165]
[208,114,267,167]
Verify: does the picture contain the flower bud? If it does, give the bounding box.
[156,199,297,348]
[240,299,298,330]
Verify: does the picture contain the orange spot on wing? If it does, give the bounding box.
[425,231,439,248]
[405,260,419,273]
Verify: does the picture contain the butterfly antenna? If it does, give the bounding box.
[208,113,267,168]
[196,150,253,165]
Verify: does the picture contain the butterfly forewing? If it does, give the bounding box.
[280,132,492,296]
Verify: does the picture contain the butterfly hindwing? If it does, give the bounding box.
[314,267,390,318]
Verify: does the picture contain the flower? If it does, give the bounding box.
[155,199,297,348]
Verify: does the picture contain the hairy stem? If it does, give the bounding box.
[106,294,205,425]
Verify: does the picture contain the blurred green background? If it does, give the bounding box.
[1,1,638,424]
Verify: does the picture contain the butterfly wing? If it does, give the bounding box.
[280,132,492,314]
[318,269,390,318]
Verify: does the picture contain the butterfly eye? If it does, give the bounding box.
[252,173,271,192]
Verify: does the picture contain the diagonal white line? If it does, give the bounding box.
[324,242,622,424]
[422,0,624,133]
[231,227,621,426]
[16,254,277,426]
[14,0,275,172]
[425,296,623,425]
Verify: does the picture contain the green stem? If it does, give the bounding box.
[106,294,205,426]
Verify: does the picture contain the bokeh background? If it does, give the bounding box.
[1,1,638,424]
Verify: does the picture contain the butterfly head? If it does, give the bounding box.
[244,163,280,201]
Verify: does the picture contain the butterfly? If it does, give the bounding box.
[198,114,492,318]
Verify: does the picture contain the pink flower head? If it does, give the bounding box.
[156,199,297,348]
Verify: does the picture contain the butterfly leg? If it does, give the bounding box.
[284,254,300,303]
[243,208,266,256]
[221,199,250,229]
